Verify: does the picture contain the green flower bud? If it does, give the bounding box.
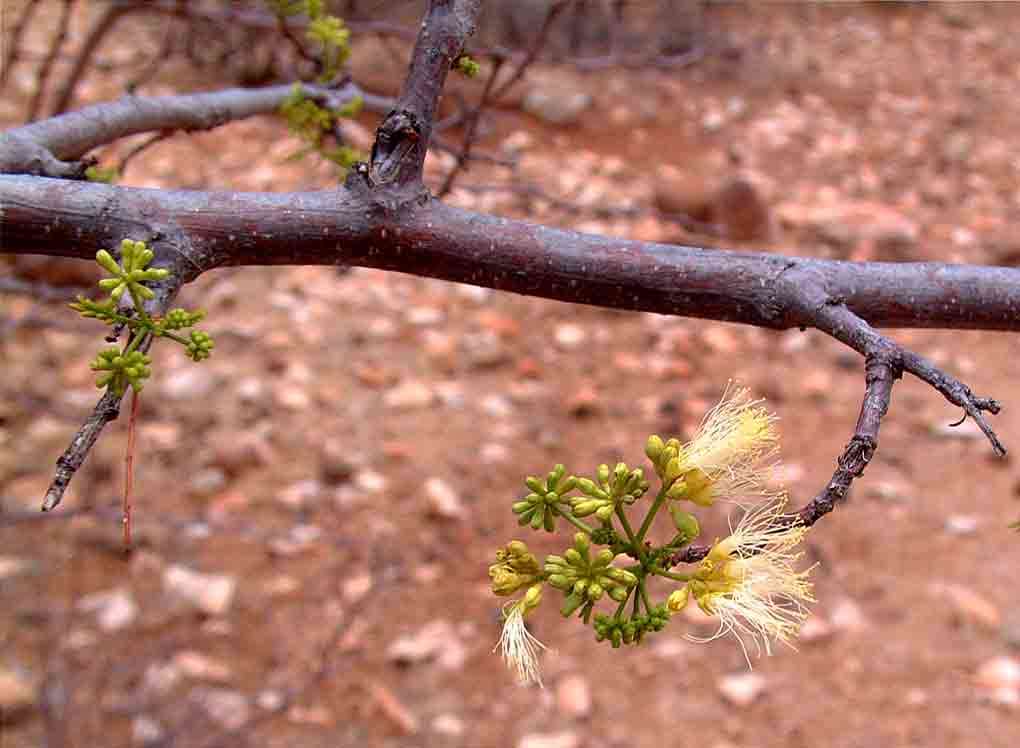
[95,250,121,275]
[645,434,664,462]
[525,477,545,494]
[611,627,622,648]
[547,574,570,589]
[669,507,700,543]
[664,455,684,484]
[572,500,600,518]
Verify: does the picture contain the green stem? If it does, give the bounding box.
[128,287,152,324]
[650,567,691,583]
[614,506,643,560]
[123,328,147,356]
[613,594,630,619]
[638,581,652,612]
[635,487,668,548]
[162,331,190,346]
[552,506,593,535]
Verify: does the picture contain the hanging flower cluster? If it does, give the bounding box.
[488,385,815,685]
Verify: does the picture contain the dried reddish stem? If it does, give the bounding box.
[123,387,140,549]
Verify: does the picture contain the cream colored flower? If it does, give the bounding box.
[669,384,780,507]
[494,584,546,686]
[683,499,815,664]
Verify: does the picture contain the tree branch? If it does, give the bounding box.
[367,0,481,186]
[3,178,1020,332]
[670,297,1003,567]
[0,0,1011,544]
[0,81,370,177]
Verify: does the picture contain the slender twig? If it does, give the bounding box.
[275,9,322,74]
[436,56,503,197]
[50,1,136,115]
[26,0,76,121]
[488,0,571,102]
[117,131,172,176]
[0,0,42,88]
[124,22,178,93]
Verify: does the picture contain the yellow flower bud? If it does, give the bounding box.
[667,586,690,612]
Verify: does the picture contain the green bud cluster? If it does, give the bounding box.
[571,461,649,521]
[84,165,118,184]
[69,296,117,323]
[96,239,170,304]
[644,435,687,485]
[512,464,577,532]
[546,533,638,619]
[455,55,480,77]
[589,526,621,546]
[267,0,351,80]
[185,330,215,361]
[72,240,215,398]
[307,15,351,78]
[593,605,670,648]
[280,85,365,174]
[91,348,152,396]
[162,308,206,331]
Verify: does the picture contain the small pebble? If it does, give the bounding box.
[716,672,766,707]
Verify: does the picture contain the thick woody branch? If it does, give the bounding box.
[368,0,481,186]
[0,82,372,178]
[3,179,1020,333]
